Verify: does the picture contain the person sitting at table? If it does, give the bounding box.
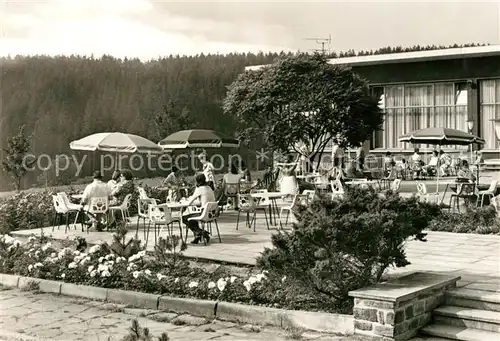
[182,173,215,244]
[110,169,135,206]
[107,170,121,192]
[439,150,452,177]
[222,163,243,209]
[383,151,395,175]
[423,150,440,176]
[81,171,111,230]
[457,159,476,182]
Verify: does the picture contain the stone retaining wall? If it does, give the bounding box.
[349,272,460,341]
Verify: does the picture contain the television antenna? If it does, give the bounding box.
[304,34,331,54]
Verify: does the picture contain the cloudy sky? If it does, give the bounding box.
[1,0,499,61]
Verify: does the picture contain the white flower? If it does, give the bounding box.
[256,273,266,281]
[157,273,166,281]
[138,251,146,257]
[262,270,269,275]
[34,250,40,257]
[68,262,77,269]
[97,264,109,273]
[208,281,216,289]
[132,271,141,279]
[12,240,21,248]
[98,257,104,263]
[101,270,111,278]
[174,277,179,283]
[90,270,97,278]
[217,278,227,292]
[126,263,137,271]
[188,281,199,288]
[41,243,51,251]
[50,253,56,258]
[243,280,252,292]
[58,248,70,259]
[105,254,115,260]
[89,245,100,254]
[88,265,94,273]
[61,273,66,279]
[34,262,43,268]
[85,256,91,262]
[230,276,237,283]
[144,269,152,276]
[3,235,14,245]
[73,251,80,256]
[28,264,33,272]
[107,260,114,266]
[116,257,124,263]
[281,276,287,283]
[28,236,36,242]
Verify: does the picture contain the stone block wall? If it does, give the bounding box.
[349,272,460,341]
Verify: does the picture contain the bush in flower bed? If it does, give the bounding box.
[0,191,54,234]
[427,205,500,234]
[0,224,322,312]
[257,186,441,313]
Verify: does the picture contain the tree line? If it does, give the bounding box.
[0,43,485,190]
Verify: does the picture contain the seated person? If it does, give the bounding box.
[384,151,395,176]
[457,159,476,183]
[396,158,408,179]
[81,171,111,230]
[107,170,121,192]
[345,162,364,179]
[110,169,135,206]
[222,163,243,208]
[439,150,452,176]
[182,173,216,244]
[423,150,440,176]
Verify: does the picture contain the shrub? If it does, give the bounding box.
[0,192,53,234]
[257,186,441,313]
[123,319,169,341]
[427,205,500,234]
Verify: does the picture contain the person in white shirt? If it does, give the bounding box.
[411,148,422,178]
[198,152,215,190]
[331,143,344,169]
[182,173,216,244]
[107,170,121,192]
[81,171,111,230]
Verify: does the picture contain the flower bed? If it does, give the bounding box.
[0,232,335,313]
[0,192,54,234]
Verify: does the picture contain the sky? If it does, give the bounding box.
[1,0,500,61]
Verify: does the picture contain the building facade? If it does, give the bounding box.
[246,45,500,158]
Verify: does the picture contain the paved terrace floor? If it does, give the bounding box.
[12,208,500,281]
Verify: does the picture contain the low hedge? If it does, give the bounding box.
[427,205,500,234]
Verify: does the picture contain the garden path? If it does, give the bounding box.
[0,287,364,341]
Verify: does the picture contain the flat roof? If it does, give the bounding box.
[245,45,500,71]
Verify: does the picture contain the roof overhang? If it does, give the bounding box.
[244,45,500,71]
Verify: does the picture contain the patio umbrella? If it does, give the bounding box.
[158,129,240,149]
[398,127,485,145]
[398,127,485,198]
[70,132,163,154]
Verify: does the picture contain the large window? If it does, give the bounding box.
[376,83,468,149]
[480,79,500,149]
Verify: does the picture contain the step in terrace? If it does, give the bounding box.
[420,286,500,341]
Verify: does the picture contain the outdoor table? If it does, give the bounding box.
[344,180,378,189]
[71,194,83,200]
[250,192,285,226]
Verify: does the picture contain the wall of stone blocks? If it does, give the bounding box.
[352,282,457,341]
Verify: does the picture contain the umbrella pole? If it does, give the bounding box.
[115,152,118,171]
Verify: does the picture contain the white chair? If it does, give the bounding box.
[302,189,316,204]
[137,198,156,238]
[330,180,344,199]
[137,187,149,200]
[52,195,68,232]
[84,196,109,233]
[147,204,182,246]
[57,192,83,231]
[188,202,221,245]
[390,179,402,192]
[253,189,271,230]
[279,194,308,228]
[236,194,259,231]
[477,180,498,207]
[109,193,132,226]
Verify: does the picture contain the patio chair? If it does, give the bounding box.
[188,202,221,245]
[57,192,84,231]
[253,189,271,230]
[477,180,499,207]
[86,197,109,233]
[279,194,308,229]
[137,198,156,238]
[108,193,132,226]
[147,204,182,246]
[236,194,259,231]
[302,189,316,204]
[224,183,240,209]
[330,179,344,199]
[449,182,477,212]
[52,195,68,232]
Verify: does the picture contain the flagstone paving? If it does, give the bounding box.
[0,288,366,341]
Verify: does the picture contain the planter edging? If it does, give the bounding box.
[0,273,354,334]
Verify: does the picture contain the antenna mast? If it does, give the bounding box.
[304,34,331,54]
